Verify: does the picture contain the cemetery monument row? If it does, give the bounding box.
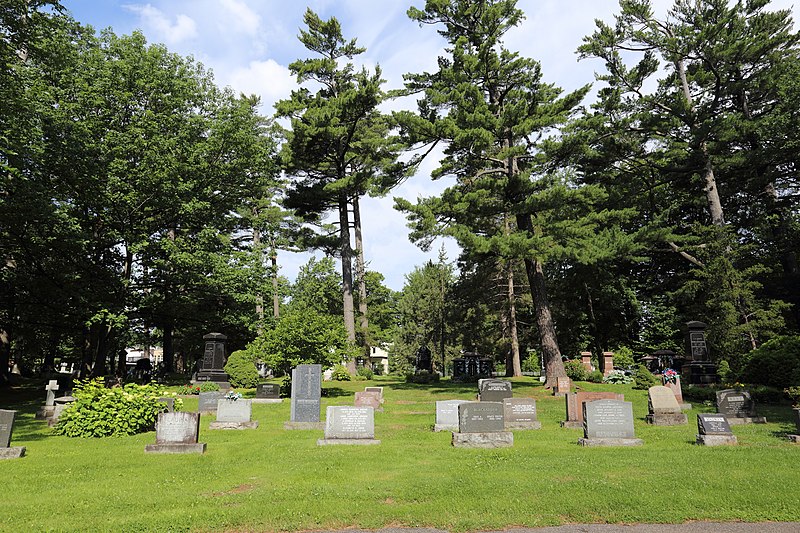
[0,410,26,459]
[452,402,513,448]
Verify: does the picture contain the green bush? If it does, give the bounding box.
[330,364,352,381]
[564,359,588,382]
[356,366,374,380]
[522,350,541,374]
[611,346,636,369]
[176,382,218,395]
[406,370,440,384]
[199,381,220,392]
[716,360,732,383]
[587,370,604,383]
[603,369,633,385]
[54,378,172,438]
[632,364,659,390]
[224,350,260,389]
[740,336,800,388]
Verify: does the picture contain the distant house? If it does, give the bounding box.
[369,345,389,375]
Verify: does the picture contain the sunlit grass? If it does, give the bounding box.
[1,376,798,532]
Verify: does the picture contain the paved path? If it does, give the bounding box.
[310,523,800,533]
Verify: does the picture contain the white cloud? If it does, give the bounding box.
[219,0,260,35]
[123,3,197,45]
[221,59,296,112]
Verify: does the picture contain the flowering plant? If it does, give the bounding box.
[662,368,679,385]
[224,391,242,401]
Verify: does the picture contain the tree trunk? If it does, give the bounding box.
[253,225,264,329]
[352,196,370,353]
[0,258,15,386]
[506,260,522,377]
[338,194,357,373]
[516,214,565,387]
[271,248,280,319]
[92,319,108,376]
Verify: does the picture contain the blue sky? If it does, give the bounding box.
[60,0,800,291]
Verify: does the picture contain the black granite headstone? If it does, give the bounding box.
[716,389,755,418]
[697,413,733,435]
[0,410,15,448]
[478,379,513,402]
[458,402,504,433]
[256,383,280,399]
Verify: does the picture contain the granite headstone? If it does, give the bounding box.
[716,389,766,424]
[317,406,379,445]
[579,399,642,446]
[210,399,258,429]
[453,402,512,448]
[562,391,624,428]
[503,398,541,430]
[646,386,687,425]
[478,379,513,402]
[0,410,25,459]
[145,411,206,454]
[198,391,224,413]
[696,413,737,446]
[435,400,470,432]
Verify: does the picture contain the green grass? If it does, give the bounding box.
[1,377,799,532]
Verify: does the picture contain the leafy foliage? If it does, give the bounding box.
[224,350,260,389]
[564,360,588,382]
[330,365,352,381]
[740,336,800,388]
[54,379,171,437]
[632,365,659,390]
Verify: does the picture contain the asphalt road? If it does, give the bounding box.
[309,524,800,533]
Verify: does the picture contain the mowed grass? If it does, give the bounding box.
[1,377,799,532]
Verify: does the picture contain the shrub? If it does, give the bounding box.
[611,346,636,369]
[199,381,220,392]
[632,364,659,390]
[280,375,292,397]
[54,378,171,438]
[603,370,633,385]
[682,385,718,403]
[564,359,588,382]
[224,350,260,389]
[177,384,201,395]
[356,366,374,380]
[522,350,541,374]
[406,370,440,384]
[587,370,604,383]
[330,364,351,381]
[740,336,800,388]
[716,360,732,383]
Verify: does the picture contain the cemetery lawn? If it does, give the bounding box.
[2,377,799,532]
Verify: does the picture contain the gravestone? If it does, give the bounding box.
[285,364,323,430]
[36,380,60,419]
[254,383,282,403]
[364,387,384,403]
[198,391,224,413]
[662,375,691,410]
[578,399,643,447]
[645,386,688,426]
[684,321,709,360]
[452,352,493,381]
[157,397,175,412]
[209,399,258,429]
[48,395,76,427]
[553,376,572,397]
[452,402,513,448]
[354,391,383,412]
[0,410,25,459]
[562,391,624,428]
[716,389,766,424]
[145,412,206,454]
[196,332,229,385]
[317,406,380,445]
[696,413,737,446]
[478,379,513,402]
[434,400,470,432]
[503,398,541,430]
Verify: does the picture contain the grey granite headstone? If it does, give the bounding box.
[210,399,258,429]
[458,402,505,433]
[198,391,224,413]
[716,389,766,424]
[503,398,541,430]
[45,380,59,406]
[256,383,280,399]
[0,410,25,459]
[435,400,469,432]
[317,406,379,445]
[145,412,206,454]
[478,379,513,402]
[579,399,642,446]
[290,364,322,423]
[696,413,737,446]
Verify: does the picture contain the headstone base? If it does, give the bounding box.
[208,421,258,430]
[560,420,582,429]
[787,434,799,443]
[696,434,737,446]
[505,421,542,430]
[316,438,381,446]
[645,413,688,426]
[145,443,206,454]
[726,416,767,425]
[433,424,458,432]
[36,406,55,420]
[452,431,513,448]
[283,421,324,430]
[251,398,283,404]
[578,437,643,447]
[0,447,26,459]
